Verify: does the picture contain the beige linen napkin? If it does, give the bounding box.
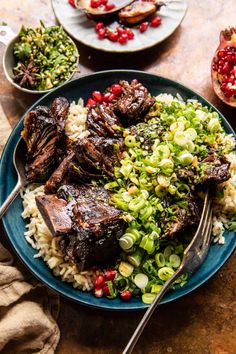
[0,241,60,354]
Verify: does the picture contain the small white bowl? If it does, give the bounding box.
[0,25,79,94]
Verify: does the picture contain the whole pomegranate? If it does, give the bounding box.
[211,27,236,107]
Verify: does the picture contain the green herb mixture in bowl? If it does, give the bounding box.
[4,22,79,93]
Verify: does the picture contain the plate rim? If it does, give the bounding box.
[51,0,188,53]
[1,69,236,311]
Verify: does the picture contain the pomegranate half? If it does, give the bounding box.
[211,27,236,107]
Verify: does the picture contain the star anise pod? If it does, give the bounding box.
[13,61,39,89]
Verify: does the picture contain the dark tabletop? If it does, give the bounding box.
[0,0,236,353]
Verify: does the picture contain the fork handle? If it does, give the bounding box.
[0,179,23,219]
[122,267,184,354]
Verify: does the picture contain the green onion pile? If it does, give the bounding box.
[13,22,78,91]
[104,96,235,304]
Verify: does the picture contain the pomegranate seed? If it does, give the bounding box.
[132,79,139,85]
[94,287,103,298]
[222,63,230,74]
[95,22,105,32]
[104,269,117,281]
[120,290,132,301]
[217,66,224,75]
[126,28,134,40]
[103,283,111,297]
[217,49,225,58]
[212,64,217,71]
[218,59,224,66]
[103,92,115,102]
[97,28,107,39]
[108,31,119,42]
[90,0,102,8]
[117,26,126,35]
[151,16,162,27]
[100,0,108,4]
[86,98,96,107]
[105,3,115,11]
[95,274,105,288]
[68,0,76,7]
[139,22,149,33]
[225,54,233,62]
[111,84,123,96]
[92,90,103,102]
[118,33,128,45]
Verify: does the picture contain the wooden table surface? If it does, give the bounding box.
[1,1,236,353]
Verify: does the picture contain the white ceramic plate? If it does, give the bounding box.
[52,0,188,52]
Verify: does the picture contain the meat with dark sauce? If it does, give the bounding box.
[114,80,155,125]
[22,106,58,182]
[36,185,125,270]
[119,0,164,25]
[87,103,122,138]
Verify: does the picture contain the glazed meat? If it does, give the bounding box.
[87,103,122,138]
[114,80,155,125]
[36,185,125,270]
[119,0,163,25]
[201,155,231,185]
[36,194,72,236]
[22,97,70,183]
[69,137,123,182]
[61,189,125,270]
[22,106,58,182]
[163,197,201,238]
[45,152,75,194]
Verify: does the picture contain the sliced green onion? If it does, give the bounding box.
[134,273,149,289]
[127,249,143,267]
[174,131,188,146]
[125,135,136,148]
[158,267,175,281]
[128,197,146,212]
[155,185,167,198]
[185,128,197,141]
[169,254,181,268]
[178,151,194,165]
[163,245,173,259]
[159,158,174,175]
[155,252,165,267]
[142,293,156,304]
[207,118,220,133]
[119,261,134,277]
[151,284,162,294]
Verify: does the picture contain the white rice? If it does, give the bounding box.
[65,98,90,141]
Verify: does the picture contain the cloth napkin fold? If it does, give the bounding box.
[0,241,60,354]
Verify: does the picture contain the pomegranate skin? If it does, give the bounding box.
[211,27,236,108]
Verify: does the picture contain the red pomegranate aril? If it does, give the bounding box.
[217,49,225,58]
[86,98,96,107]
[111,84,123,96]
[108,31,119,42]
[225,54,233,62]
[90,0,102,8]
[151,16,162,27]
[212,64,217,71]
[218,59,224,66]
[222,63,230,74]
[95,22,105,32]
[94,287,103,298]
[103,283,111,297]
[95,274,105,288]
[100,0,108,4]
[104,269,117,281]
[92,90,103,102]
[117,26,126,35]
[118,33,128,45]
[105,3,115,11]
[120,290,132,301]
[68,0,76,7]
[139,22,149,33]
[97,28,107,39]
[126,28,134,39]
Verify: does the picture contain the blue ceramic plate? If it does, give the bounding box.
[0,70,235,310]
[52,0,187,53]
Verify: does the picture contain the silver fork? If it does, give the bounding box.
[123,190,213,354]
